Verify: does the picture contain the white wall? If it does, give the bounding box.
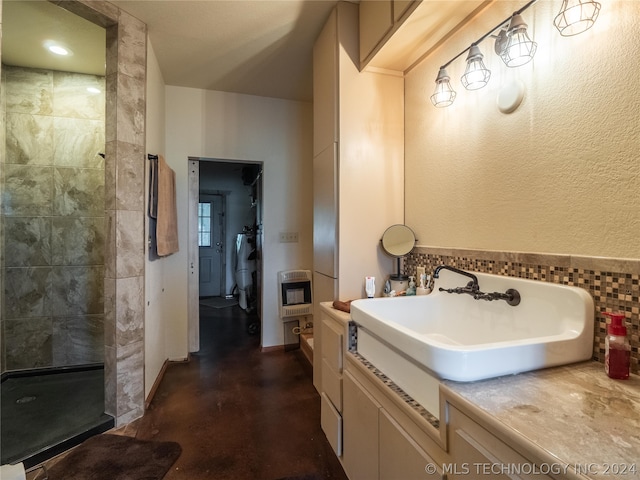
[144,40,179,397]
[405,0,640,259]
[165,86,313,350]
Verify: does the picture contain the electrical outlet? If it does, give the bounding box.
[279,231,299,243]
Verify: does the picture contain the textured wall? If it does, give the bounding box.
[405,0,640,259]
[2,66,105,371]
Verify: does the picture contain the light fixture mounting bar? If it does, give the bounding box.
[440,0,540,70]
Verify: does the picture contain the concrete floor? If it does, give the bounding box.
[30,304,347,480]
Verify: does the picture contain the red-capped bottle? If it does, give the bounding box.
[603,312,630,380]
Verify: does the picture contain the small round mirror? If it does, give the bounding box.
[381,224,416,257]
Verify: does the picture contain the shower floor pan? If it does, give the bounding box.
[1,366,114,468]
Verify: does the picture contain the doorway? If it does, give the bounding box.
[188,158,263,352]
[198,194,225,297]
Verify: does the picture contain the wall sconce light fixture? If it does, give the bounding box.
[430,0,600,108]
[461,44,491,90]
[553,0,601,36]
[499,13,537,67]
[430,67,457,107]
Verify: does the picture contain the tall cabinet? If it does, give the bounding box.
[312,1,404,390]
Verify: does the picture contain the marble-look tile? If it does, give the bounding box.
[4,216,52,267]
[4,66,53,115]
[4,317,53,370]
[53,117,105,168]
[52,315,104,366]
[3,165,53,216]
[115,141,144,211]
[53,167,105,216]
[104,140,117,210]
[104,344,117,418]
[50,266,104,316]
[116,210,144,278]
[115,275,144,347]
[6,113,55,165]
[104,210,117,279]
[53,72,105,120]
[105,73,117,144]
[116,12,146,81]
[116,74,145,147]
[4,267,52,319]
[116,340,144,426]
[103,277,116,348]
[51,216,105,266]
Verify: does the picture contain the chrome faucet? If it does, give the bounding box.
[433,265,521,306]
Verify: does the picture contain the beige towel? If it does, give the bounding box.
[156,155,179,256]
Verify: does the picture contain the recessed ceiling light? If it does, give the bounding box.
[44,40,73,57]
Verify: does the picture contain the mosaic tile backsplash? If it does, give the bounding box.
[405,248,639,375]
[1,65,106,371]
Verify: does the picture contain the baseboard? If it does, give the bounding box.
[261,344,285,353]
[145,356,191,410]
[145,360,169,410]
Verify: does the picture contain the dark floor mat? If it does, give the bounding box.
[39,434,182,480]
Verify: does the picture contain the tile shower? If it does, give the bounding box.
[2,65,106,371]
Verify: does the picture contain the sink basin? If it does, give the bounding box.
[350,270,594,384]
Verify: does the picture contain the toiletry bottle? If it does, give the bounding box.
[407,276,416,296]
[603,312,630,380]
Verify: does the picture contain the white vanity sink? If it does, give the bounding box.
[351,270,594,388]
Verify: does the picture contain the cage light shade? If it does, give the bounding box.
[461,45,491,90]
[554,0,601,36]
[500,14,537,67]
[430,67,456,107]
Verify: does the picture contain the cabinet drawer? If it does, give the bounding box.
[322,358,342,412]
[322,317,343,373]
[321,392,342,457]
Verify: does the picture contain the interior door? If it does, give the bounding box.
[198,194,224,297]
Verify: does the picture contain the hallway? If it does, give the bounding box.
[133,304,347,480]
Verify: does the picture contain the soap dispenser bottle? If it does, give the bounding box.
[603,312,630,380]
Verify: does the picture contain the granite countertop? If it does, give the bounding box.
[442,362,640,478]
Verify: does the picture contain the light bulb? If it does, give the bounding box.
[461,45,491,90]
[554,0,601,36]
[430,68,456,107]
[500,14,537,67]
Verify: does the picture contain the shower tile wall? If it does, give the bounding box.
[2,65,105,371]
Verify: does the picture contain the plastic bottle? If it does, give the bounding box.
[603,312,630,380]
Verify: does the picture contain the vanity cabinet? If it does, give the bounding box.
[447,404,555,480]
[342,354,446,480]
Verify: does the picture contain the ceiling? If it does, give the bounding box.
[1,0,489,102]
[2,0,338,102]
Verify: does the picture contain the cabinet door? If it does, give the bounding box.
[393,0,415,22]
[312,144,337,278]
[313,7,337,156]
[379,409,443,480]
[359,0,393,64]
[448,406,553,480]
[343,371,380,480]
